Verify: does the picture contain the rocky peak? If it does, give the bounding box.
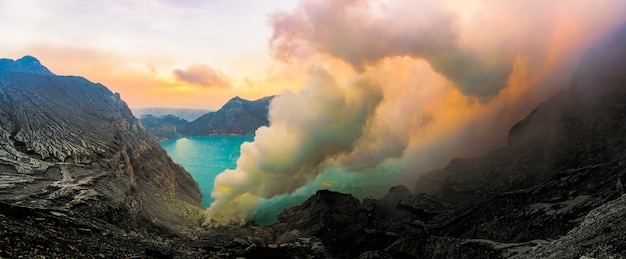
[0,55,54,75]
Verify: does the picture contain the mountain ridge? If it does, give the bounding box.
[132,107,213,121]
[180,95,274,136]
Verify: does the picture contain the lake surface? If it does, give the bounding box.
[160,135,254,207]
[160,135,398,224]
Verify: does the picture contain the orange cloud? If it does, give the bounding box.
[173,64,232,88]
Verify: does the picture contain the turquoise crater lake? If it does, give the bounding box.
[160,135,254,207]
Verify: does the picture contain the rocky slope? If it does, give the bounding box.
[0,56,204,257]
[181,96,274,135]
[139,114,189,140]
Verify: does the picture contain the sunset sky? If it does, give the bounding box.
[0,0,301,109]
[2,1,625,111]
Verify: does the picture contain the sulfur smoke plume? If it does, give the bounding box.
[204,0,626,226]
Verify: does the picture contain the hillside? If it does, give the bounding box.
[181,96,274,135]
[0,56,204,257]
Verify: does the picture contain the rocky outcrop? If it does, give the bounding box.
[181,96,274,135]
[139,114,189,140]
[0,56,203,240]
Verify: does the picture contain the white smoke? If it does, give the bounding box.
[204,67,383,226]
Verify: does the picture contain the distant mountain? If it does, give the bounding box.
[139,114,189,140]
[132,107,213,121]
[181,96,274,135]
[0,56,202,253]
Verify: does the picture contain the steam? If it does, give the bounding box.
[204,0,626,226]
[205,68,382,226]
[269,0,513,98]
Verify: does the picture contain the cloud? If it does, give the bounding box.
[268,0,626,99]
[268,0,514,98]
[173,64,232,88]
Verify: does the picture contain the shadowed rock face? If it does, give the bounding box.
[407,24,626,257]
[0,57,202,236]
[139,114,189,140]
[181,96,274,135]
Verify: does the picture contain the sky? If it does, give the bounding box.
[0,0,301,109]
